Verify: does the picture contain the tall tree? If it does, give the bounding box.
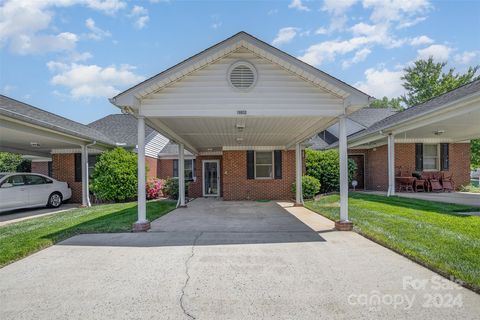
[369,96,403,111]
[401,57,479,107]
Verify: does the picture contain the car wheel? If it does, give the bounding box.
[47,192,63,208]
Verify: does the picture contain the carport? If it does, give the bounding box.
[110,32,371,231]
[0,95,116,206]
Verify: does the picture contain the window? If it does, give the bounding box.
[75,154,99,182]
[423,144,439,170]
[255,151,274,179]
[2,175,25,187]
[173,159,195,181]
[25,175,46,185]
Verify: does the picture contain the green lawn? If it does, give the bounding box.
[0,200,176,268]
[305,193,480,291]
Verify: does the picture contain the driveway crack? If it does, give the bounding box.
[180,232,202,320]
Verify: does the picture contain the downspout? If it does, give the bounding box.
[85,141,97,207]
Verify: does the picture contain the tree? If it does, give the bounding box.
[369,96,403,110]
[472,140,480,170]
[401,57,479,107]
[0,152,28,172]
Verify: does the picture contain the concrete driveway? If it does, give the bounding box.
[0,203,78,226]
[0,198,479,320]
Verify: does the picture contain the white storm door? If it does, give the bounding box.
[202,160,220,197]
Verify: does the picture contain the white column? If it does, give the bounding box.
[178,143,186,207]
[387,134,396,196]
[339,115,348,221]
[80,145,90,207]
[136,115,147,223]
[295,142,302,205]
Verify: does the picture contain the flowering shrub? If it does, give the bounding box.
[146,178,164,200]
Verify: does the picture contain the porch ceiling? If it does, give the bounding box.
[148,116,336,153]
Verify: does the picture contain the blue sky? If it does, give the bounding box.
[1,0,479,124]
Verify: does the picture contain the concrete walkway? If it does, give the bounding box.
[0,198,479,320]
[362,190,480,207]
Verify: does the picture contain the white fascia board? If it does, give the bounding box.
[140,108,344,118]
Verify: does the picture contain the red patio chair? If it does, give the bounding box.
[429,172,444,192]
[442,173,455,192]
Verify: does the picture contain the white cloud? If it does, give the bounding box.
[396,16,427,29]
[342,48,371,69]
[267,9,278,15]
[288,0,310,12]
[129,5,149,29]
[362,0,431,24]
[299,37,370,66]
[47,62,145,99]
[0,0,126,55]
[454,51,477,65]
[355,67,405,98]
[10,32,78,55]
[131,5,148,15]
[315,27,328,35]
[417,44,452,61]
[272,27,299,46]
[135,16,150,29]
[85,18,111,40]
[410,35,434,46]
[322,0,358,15]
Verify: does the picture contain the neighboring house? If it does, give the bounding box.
[310,80,480,191]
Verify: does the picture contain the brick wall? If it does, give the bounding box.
[158,159,174,179]
[51,154,82,203]
[222,150,296,200]
[145,156,158,179]
[31,161,49,176]
[359,143,471,191]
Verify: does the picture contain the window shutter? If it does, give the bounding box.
[274,150,282,179]
[415,143,423,171]
[440,143,449,170]
[173,159,178,177]
[74,153,82,182]
[246,150,254,179]
[192,159,196,179]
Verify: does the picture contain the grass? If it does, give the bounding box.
[0,200,176,268]
[460,184,480,193]
[305,193,480,291]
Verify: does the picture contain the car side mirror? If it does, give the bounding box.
[1,183,13,188]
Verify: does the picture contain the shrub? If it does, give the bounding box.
[162,177,190,200]
[90,148,138,202]
[305,149,356,193]
[146,178,164,200]
[0,152,30,172]
[292,175,321,199]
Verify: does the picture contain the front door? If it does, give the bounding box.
[203,160,220,197]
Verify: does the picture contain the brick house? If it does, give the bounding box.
[2,32,478,232]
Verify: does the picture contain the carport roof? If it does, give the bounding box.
[348,79,480,142]
[0,95,116,146]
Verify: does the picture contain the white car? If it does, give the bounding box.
[0,173,72,212]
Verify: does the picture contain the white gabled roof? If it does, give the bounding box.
[110,31,371,108]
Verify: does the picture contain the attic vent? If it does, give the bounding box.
[228,61,257,90]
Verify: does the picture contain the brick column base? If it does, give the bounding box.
[132,221,151,232]
[335,220,353,231]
